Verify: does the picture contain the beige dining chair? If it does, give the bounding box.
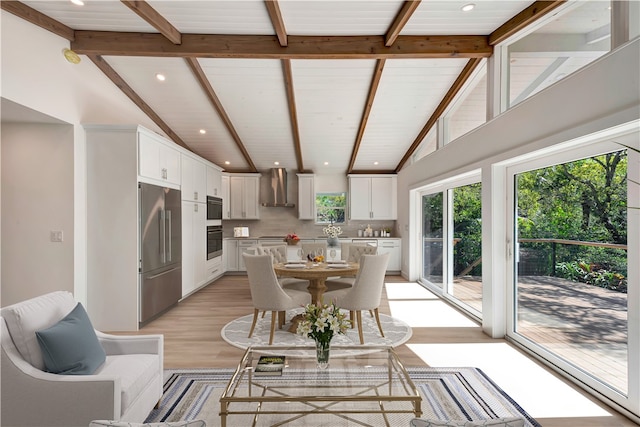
[346,244,377,262]
[243,253,311,345]
[257,244,310,290]
[257,244,287,264]
[301,242,327,259]
[323,252,390,344]
[326,244,378,289]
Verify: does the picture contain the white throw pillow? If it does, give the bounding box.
[89,421,206,427]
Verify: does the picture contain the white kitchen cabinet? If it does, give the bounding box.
[181,154,206,202]
[221,175,230,219]
[377,238,401,272]
[138,129,181,186]
[207,165,222,197]
[297,173,315,220]
[237,239,258,271]
[182,201,206,297]
[229,174,260,219]
[348,175,397,220]
[224,239,238,271]
[205,256,223,282]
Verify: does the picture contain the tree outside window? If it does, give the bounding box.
[316,193,346,224]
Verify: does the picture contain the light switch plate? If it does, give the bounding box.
[50,230,63,242]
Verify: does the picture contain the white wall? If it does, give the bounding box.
[1,123,74,305]
[0,11,169,306]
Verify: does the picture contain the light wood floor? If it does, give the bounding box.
[132,274,638,427]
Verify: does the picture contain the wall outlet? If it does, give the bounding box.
[50,230,64,242]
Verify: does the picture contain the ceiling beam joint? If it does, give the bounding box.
[385,1,422,47]
[264,0,288,47]
[120,0,182,45]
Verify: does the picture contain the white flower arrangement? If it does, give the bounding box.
[296,302,350,343]
[322,224,342,238]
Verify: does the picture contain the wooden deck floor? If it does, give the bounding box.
[452,275,628,393]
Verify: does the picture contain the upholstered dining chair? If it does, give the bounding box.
[346,244,378,262]
[257,244,287,264]
[325,244,378,290]
[323,252,390,344]
[243,253,311,345]
[257,244,310,290]
[301,242,327,259]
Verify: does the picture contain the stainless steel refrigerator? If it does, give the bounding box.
[139,183,182,324]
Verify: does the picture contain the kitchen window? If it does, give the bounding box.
[316,192,346,224]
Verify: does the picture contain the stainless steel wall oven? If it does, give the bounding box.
[207,225,223,260]
[207,196,223,220]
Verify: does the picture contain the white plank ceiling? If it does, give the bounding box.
[12,0,613,174]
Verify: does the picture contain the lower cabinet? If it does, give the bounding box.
[224,239,258,272]
[205,256,223,282]
[224,239,238,271]
[377,239,401,272]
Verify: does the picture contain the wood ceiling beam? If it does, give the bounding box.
[184,57,258,173]
[385,1,421,47]
[348,59,386,174]
[120,0,181,45]
[71,33,492,59]
[281,59,306,173]
[1,1,75,41]
[489,1,566,45]
[395,57,483,172]
[86,54,190,151]
[264,0,288,47]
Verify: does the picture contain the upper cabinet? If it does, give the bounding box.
[138,130,181,186]
[297,173,315,220]
[221,174,231,219]
[348,175,397,220]
[229,174,260,219]
[181,154,207,202]
[207,165,222,197]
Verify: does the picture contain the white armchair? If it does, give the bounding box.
[1,291,164,427]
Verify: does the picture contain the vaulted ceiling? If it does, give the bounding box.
[2,0,567,174]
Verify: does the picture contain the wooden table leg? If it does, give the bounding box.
[307,278,327,305]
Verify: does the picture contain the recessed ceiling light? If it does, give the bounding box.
[199,129,206,134]
[224,161,230,165]
[374,161,379,165]
[274,161,280,165]
[461,3,475,12]
[324,162,329,166]
[155,73,166,81]
[70,0,84,5]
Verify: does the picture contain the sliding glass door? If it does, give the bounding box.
[420,176,482,317]
[508,137,637,402]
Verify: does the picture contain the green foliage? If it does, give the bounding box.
[453,183,482,276]
[556,261,627,293]
[316,193,346,224]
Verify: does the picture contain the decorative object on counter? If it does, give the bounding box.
[296,302,350,369]
[284,233,300,245]
[322,222,342,247]
[364,224,373,237]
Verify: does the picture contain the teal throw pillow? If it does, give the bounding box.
[35,302,106,374]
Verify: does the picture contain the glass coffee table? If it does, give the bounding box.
[219,345,422,427]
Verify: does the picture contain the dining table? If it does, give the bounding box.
[273,261,359,305]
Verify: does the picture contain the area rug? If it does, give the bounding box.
[221,307,412,356]
[145,367,540,427]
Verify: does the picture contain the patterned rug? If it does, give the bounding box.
[146,368,540,427]
[221,308,413,357]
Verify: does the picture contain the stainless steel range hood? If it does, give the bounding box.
[262,168,295,208]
